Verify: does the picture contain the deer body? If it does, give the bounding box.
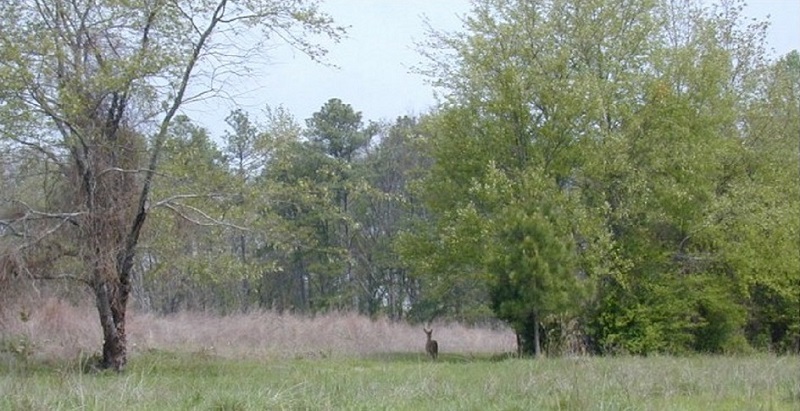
[424,328,438,360]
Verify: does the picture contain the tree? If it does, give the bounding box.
[300,98,378,310]
[483,166,585,356]
[405,0,625,350]
[354,116,430,319]
[715,50,800,351]
[306,98,376,162]
[142,115,248,314]
[580,0,786,354]
[409,0,788,355]
[0,0,344,371]
[247,105,313,312]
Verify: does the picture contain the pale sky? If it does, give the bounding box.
[187,0,800,137]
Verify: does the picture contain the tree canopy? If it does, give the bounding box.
[401,0,799,355]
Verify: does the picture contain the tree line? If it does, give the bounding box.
[0,0,798,370]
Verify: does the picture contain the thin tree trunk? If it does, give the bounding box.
[517,312,542,357]
[533,313,542,357]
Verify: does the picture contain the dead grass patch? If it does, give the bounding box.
[1,298,516,361]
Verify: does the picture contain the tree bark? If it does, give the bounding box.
[516,312,542,357]
[95,279,129,371]
[533,312,542,357]
[89,237,133,371]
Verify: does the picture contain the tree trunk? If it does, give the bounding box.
[92,248,132,372]
[516,312,543,357]
[94,276,130,371]
[533,313,542,357]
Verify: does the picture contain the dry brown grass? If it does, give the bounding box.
[1,297,516,361]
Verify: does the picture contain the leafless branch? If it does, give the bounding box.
[8,216,76,260]
[125,0,230,267]
[0,200,82,241]
[151,193,225,207]
[11,201,84,221]
[6,136,68,170]
[158,201,250,232]
[31,272,91,287]
[0,221,24,237]
[96,166,165,179]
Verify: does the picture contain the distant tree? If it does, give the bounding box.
[354,116,431,319]
[258,111,429,317]
[142,115,251,314]
[249,105,314,312]
[0,0,344,370]
[395,109,500,325]
[299,98,378,310]
[306,98,377,162]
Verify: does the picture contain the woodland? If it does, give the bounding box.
[0,0,798,371]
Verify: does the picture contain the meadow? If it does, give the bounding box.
[1,298,798,410]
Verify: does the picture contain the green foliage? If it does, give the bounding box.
[305,98,377,160]
[593,273,748,355]
[352,116,431,319]
[143,115,260,313]
[405,0,799,355]
[249,99,395,313]
[0,334,35,363]
[481,166,587,355]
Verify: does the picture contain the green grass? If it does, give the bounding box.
[1,351,798,410]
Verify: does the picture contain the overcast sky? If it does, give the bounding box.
[187,0,800,137]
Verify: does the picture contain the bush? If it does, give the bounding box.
[0,334,36,362]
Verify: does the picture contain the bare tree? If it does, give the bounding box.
[0,0,344,371]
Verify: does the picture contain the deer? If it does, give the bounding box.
[423,327,439,360]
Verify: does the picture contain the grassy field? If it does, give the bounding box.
[1,351,798,410]
[1,298,799,410]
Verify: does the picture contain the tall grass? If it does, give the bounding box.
[2,298,798,410]
[0,297,516,361]
[1,350,798,410]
